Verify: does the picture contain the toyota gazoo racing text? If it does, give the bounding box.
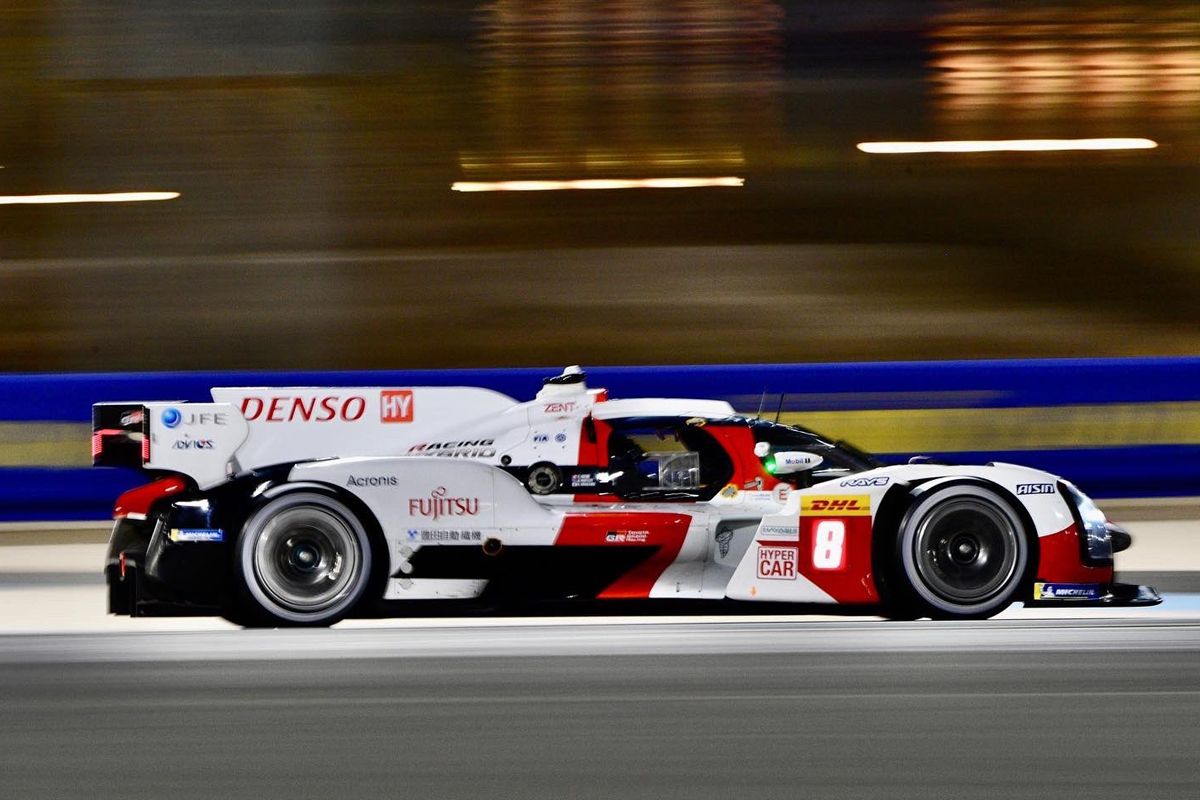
[91,366,1160,626]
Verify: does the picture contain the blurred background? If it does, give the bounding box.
[1,0,1197,371]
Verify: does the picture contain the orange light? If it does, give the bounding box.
[451,177,744,192]
[856,138,1158,154]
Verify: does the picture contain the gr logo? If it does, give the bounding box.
[380,390,414,423]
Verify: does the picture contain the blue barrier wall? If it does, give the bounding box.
[1,357,1198,521]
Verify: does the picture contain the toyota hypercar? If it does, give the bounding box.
[91,366,1160,626]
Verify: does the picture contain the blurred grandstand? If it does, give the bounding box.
[0,1,1196,371]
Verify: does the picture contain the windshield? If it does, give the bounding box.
[747,418,880,486]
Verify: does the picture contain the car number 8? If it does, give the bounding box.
[813,520,846,570]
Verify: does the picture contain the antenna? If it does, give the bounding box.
[755,389,767,419]
[774,393,785,424]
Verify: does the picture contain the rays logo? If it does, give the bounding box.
[840,477,889,488]
[161,407,182,428]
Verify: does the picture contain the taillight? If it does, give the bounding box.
[92,403,151,468]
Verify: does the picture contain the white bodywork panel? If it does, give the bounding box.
[855,462,1075,538]
[592,398,736,420]
[143,403,250,489]
[288,457,561,600]
[211,387,517,474]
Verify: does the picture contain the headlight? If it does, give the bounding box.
[1061,481,1113,566]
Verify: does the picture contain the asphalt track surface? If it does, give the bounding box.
[3,617,1200,800]
[3,516,1198,798]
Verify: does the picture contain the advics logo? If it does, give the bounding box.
[172,438,214,450]
[381,390,414,423]
[161,407,182,429]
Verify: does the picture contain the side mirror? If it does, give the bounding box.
[766,451,823,475]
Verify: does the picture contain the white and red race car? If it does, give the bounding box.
[92,367,1159,626]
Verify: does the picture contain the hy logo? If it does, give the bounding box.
[161,407,182,428]
[380,390,414,423]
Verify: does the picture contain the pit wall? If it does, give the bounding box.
[1,357,1197,521]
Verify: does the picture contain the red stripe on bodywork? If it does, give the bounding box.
[1037,524,1114,584]
[796,514,879,604]
[555,512,692,598]
[573,416,615,503]
[114,476,189,520]
[702,425,782,492]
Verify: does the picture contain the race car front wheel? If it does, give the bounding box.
[893,484,1030,620]
[233,492,373,627]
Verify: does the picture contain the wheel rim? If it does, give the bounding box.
[252,506,361,612]
[912,497,1019,605]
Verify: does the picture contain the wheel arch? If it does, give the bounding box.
[232,479,390,624]
[873,475,1040,617]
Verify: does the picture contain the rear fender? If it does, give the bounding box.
[287,457,562,577]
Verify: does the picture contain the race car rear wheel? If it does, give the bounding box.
[233,492,373,627]
[894,484,1030,620]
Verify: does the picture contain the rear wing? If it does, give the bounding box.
[92,402,249,489]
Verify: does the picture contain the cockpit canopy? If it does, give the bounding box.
[599,415,879,501]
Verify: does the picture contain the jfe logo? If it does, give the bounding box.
[380,390,414,423]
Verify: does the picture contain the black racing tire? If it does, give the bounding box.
[891,483,1031,620]
[231,491,373,628]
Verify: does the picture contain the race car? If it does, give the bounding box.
[91,366,1160,626]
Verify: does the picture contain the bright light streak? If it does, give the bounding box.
[856,138,1158,154]
[451,177,744,192]
[0,191,181,206]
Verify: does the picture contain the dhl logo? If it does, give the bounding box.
[801,495,871,517]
